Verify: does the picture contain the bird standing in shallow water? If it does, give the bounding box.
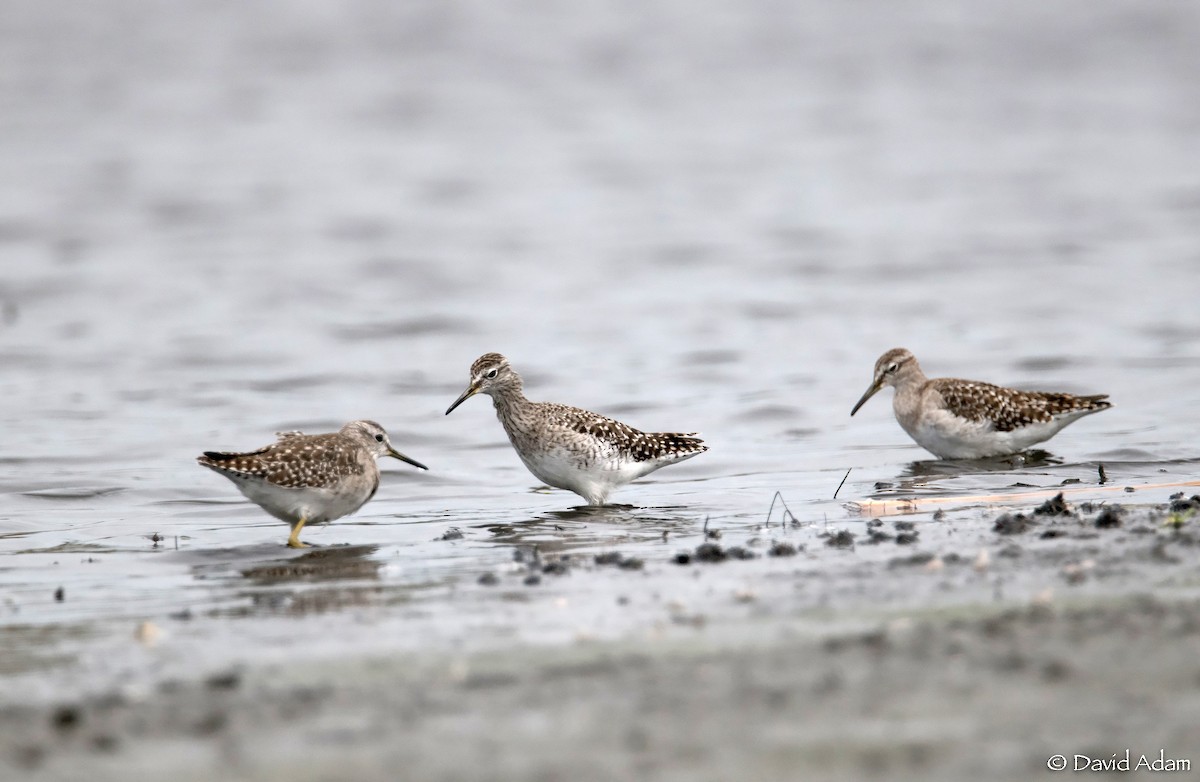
[850,348,1111,459]
[445,353,707,505]
[197,420,427,547]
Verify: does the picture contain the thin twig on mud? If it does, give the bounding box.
[765,491,799,527]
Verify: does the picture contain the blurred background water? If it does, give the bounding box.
[2,0,1199,694]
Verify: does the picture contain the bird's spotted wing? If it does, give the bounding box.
[544,404,707,462]
[198,433,366,488]
[931,378,1111,433]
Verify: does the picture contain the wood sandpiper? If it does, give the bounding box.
[444,353,707,505]
[197,420,427,547]
[850,348,1112,459]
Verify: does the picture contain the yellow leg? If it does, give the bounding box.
[287,518,310,548]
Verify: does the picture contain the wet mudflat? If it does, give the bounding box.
[4,495,1200,781]
[3,0,1200,779]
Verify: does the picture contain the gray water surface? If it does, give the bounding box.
[3,0,1200,701]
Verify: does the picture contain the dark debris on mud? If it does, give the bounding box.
[672,539,763,566]
[861,519,922,546]
[474,547,582,588]
[1094,507,1124,528]
[821,530,855,549]
[594,552,644,570]
[993,513,1035,535]
[1169,493,1200,514]
[1033,492,1072,517]
[674,542,761,565]
[988,492,1197,543]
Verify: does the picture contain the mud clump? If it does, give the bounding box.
[542,559,570,576]
[594,552,644,570]
[823,530,855,549]
[767,542,797,558]
[674,543,723,564]
[477,572,499,586]
[994,513,1034,535]
[864,519,890,543]
[1169,495,1200,514]
[674,542,759,565]
[1094,507,1124,529]
[508,548,562,585]
[1033,493,1072,517]
[866,521,918,545]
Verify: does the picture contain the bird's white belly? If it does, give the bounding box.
[235,479,369,524]
[517,446,651,505]
[906,410,1064,459]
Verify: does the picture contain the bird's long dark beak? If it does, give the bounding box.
[445,384,478,415]
[850,378,883,417]
[387,447,428,470]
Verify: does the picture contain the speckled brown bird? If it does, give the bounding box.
[850,348,1111,459]
[198,420,427,547]
[445,353,706,505]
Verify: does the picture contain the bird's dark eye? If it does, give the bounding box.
[374,433,385,442]
[486,368,498,379]
[886,363,898,374]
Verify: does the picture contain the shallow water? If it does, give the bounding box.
[2,0,1200,701]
